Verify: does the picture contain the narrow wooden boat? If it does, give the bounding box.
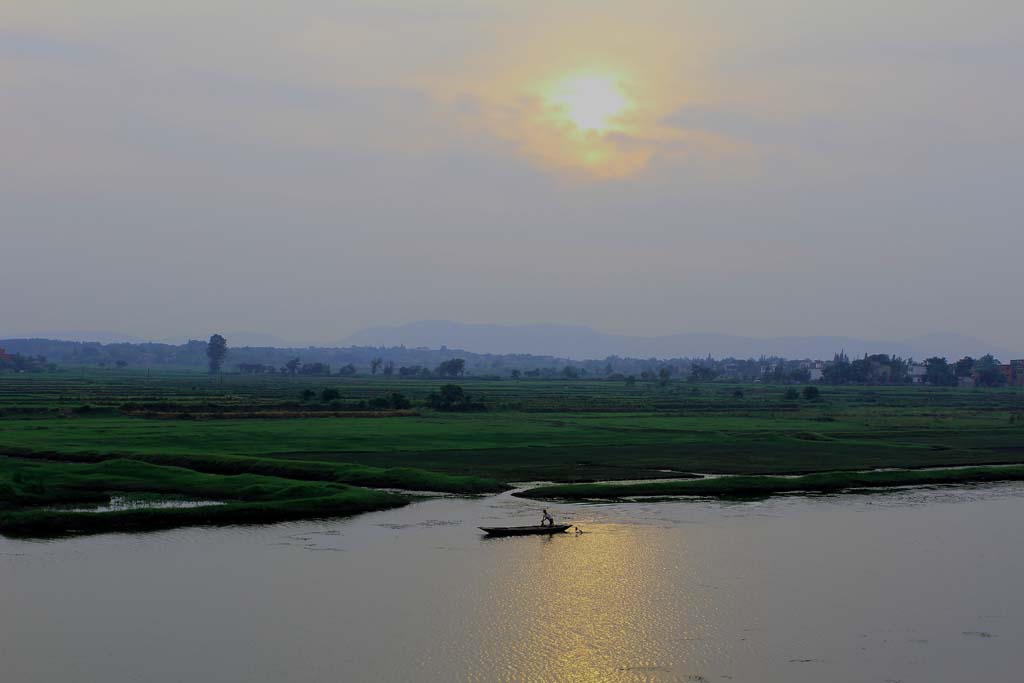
[479,524,572,537]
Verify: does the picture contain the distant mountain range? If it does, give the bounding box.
[344,321,1018,362]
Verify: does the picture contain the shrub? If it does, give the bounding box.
[299,389,316,401]
[784,388,800,400]
[426,384,485,412]
[803,386,821,400]
[388,392,411,409]
[320,388,341,402]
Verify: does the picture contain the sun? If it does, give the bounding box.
[546,74,632,134]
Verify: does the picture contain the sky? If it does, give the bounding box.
[2,1,1022,347]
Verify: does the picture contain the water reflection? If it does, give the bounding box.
[2,484,1024,682]
[484,527,667,679]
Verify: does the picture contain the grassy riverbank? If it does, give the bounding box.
[2,370,1022,535]
[516,465,1024,500]
[0,456,408,537]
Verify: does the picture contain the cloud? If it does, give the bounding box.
[0,30,108,63]
[1,1,1023,345]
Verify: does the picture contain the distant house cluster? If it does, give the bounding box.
[1002,359,1024,387]
[752,352,1023,388]
[0,346,54,372]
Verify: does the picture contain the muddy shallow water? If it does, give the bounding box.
[3,484,1023,682]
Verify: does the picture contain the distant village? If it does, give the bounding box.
[739,353,1024,388]
[1,339,1022,388]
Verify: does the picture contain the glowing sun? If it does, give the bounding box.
[546,75,632,134]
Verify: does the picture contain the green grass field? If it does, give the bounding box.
[2,370,1023,535]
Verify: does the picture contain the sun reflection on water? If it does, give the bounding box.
[460,523,721,681]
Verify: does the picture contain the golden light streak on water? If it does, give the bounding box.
[459,524,725,680]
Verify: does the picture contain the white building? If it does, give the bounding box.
[909,364,927,383]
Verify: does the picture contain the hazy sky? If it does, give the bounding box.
[2,1,1022,346]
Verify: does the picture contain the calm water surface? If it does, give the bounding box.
[3,484,1023,682]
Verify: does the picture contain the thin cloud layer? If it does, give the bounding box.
[1,1,1022,347]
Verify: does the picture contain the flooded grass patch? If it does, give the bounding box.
[0,456,407,537]
[47,494,225,513]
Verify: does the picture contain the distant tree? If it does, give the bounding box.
[206,334,228,373]
[823,357,850,384]
[763,364,786,383]
[955,356,976,378]
[784,387,800,399]
[299,388,316,401]
[388,392,411,409]
[425,384,483,412]
[439,384,465,405]
[239,363,268,374]
[732,389,744,399]
[382,360,395,377]
[510,369,522,380]
[337,364,356,376]
[888,356,909,383]
[561,366,579,379]
[688,365,719,383]
[320,388,341,402]
[437,358,466,378]
[115,360,128,368]
[802,386,820,400]
[790,368,811,383]
[658,366,673,385]
[285,357,301,376]
[298,362,331,376]
[625,375,637,387]
[924,357,957,387]
[974,354,1007,387]
[370,357,383,375]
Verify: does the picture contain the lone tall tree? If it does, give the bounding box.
[206,334,228,373]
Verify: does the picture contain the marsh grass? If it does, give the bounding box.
[0,456,407,537]
[1,448,505,494]
[2,371,1023,535]
[516,465,1024,500]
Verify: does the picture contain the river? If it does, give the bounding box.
[3,484,1023,682]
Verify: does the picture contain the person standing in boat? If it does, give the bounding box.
[541,509,554,527]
